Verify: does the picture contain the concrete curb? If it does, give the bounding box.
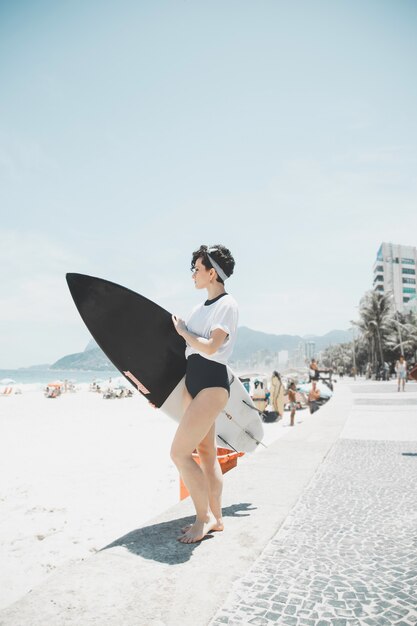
[0,384,353,626]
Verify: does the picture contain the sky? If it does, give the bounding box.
[1,0,417,368]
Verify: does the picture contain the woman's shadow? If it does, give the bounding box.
[101,502,256,565]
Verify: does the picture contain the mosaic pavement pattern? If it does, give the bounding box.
[210,439,417,626]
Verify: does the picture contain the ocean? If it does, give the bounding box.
[0,368,119,386]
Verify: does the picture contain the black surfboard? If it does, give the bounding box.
[66,273,186,407]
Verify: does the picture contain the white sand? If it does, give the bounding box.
[0,386,293,610]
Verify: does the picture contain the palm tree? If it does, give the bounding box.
[385,310,417,360]
[353,291,392,370]
[323,293,417,379]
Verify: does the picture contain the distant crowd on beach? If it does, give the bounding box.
[42,378,133,399]
[309,355,417,391]
[310,354,415,392]
[89,378,133,399]
[240,352,416,429]
[44,379,76,398]
[362,355,414,391]
[240,363,333,429]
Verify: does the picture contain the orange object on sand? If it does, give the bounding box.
[179,447,244,500]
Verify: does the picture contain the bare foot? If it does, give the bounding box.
[177,515,223,543]
[181,519,224,534]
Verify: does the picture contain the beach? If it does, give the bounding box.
[0,386,179,609]
[0,382,292,610]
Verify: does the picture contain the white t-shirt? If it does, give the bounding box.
[396,360,407,373]
[185,293,239,365]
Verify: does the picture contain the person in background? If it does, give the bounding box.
[288,381,297,426]
[265,383,270,406]
[309,358,319,382]
[395,355,407,392]
[308,381,321,414]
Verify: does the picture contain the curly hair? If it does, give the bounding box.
[191,244,235,284]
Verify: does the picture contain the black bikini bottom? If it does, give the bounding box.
[185,354,230,399]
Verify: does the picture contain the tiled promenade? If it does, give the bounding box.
[211,383,417,626]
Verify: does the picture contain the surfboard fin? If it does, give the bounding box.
[217,435,239,453]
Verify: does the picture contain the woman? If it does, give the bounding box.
[171,244,238,544]
[395,355,407,392]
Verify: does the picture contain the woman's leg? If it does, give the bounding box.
[182,385,193,414]
[181,423,224,534]
[196,424,224,530]
[171,387,228,543]
[179,385,196,534]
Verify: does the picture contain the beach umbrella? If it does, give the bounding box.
[48,380,63,387]
[0,378,16,384]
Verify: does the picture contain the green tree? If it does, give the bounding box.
[322,294,417,378]
[353,291,392,369]
[385,310,417,361]
[321,343,353,372]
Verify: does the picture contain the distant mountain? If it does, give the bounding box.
[232,327,301,360]
[49,327,352,371]
[85,338,99,352]
[51,348,117,371]
[312,330,353,350]
[232,327,351,360]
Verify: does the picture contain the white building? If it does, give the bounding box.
[278,350,289,368]
[373,242,417,312]
[404,295,417,314]
[305,341,316,361]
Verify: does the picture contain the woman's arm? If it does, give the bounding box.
[172,315,227,356]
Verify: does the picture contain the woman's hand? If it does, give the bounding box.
[172,317,227,356]
[172,315,187,337]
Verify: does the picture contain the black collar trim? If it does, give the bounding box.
[204,293,228,306]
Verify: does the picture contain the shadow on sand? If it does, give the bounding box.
[101,502,256,565]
